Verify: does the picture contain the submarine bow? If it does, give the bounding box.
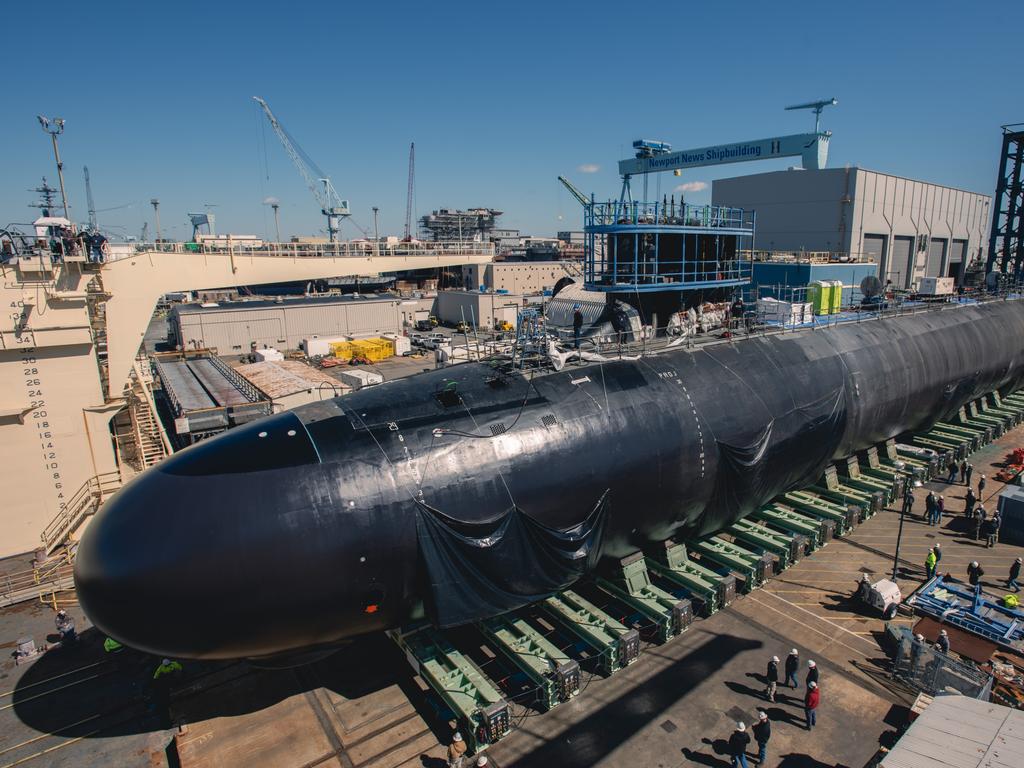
[75,298,1024,659]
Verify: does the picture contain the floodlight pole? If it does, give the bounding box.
[38,116,71,220]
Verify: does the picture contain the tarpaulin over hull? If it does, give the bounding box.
[703,386,846,529]
[415,492,609,627]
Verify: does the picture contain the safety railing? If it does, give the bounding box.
[40,471,123,554]
[555,285,1024,360]
[111,239,495,260]
[585,201,750,230]
[0,547,75,609]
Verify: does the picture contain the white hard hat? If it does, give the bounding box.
[736,722,746,731]
[935,542,941,547]
[808,660,816,667]
[915,634,924,641]
[791,648,799,655]
[771,655,779,662]
[809,681,817,689]
[453,733,463,742]
[758,710,768,720]
[972,561,979,567]
[162,658,171,665]
[476,758,488,767]
[1017,557,1022,563]
[939,629,948,636]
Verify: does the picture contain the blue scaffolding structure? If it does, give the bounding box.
[583,199,755,292]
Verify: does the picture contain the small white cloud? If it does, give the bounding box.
[674,181,708,193]
[577,163,600,174]
[263,196,280,205]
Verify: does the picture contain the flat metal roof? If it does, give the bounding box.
[173,294,400,314]
[880,694,1024,768]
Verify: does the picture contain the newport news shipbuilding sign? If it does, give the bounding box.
[618,132,830,176]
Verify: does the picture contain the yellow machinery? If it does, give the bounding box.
[332,338,394,361]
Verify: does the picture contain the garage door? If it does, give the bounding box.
[948,239,967,282]
[926,238,947,277]
[889,236,914,288]
[863,234,886,267]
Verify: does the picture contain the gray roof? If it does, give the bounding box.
[173,294,400,314]
[880,694,1024,768]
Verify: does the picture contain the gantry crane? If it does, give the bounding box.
[253,97,350,242]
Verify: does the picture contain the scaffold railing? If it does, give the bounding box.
[118,239,495,260]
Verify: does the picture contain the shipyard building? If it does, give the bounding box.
[462,260,582,294]
[713,167,990,288]
[168,295,403,354]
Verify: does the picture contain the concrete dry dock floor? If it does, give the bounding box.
[2,426,1024,768]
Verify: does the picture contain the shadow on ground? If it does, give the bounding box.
[10,627,398,738]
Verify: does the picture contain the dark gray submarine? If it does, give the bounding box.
[74,298,1024,659]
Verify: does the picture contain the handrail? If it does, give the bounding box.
[110,239,495,261]
[40,471,122,552]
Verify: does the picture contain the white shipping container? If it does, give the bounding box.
[339,369,384,390]
[302,336,350,357]
[254,347,285,361]
[918,276,954,296]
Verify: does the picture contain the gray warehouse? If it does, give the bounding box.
[435,291,524,329]
[169,295,402,354]
[713,167,990,288]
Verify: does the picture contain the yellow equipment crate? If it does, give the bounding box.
[331,341,354,360]
[350,338,394,362]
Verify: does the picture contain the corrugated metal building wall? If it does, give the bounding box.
[435,291,523,329]
[713,167,990,289]
[171,297,402,353]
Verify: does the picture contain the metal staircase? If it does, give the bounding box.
[129,388,168,468]
[39,471,122,555]
[86,272,111,398]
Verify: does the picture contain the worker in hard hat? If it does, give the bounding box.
[1008,557,1022,593]
[446,731,467,768]
[804,681,820,730]
[154,658,183,681]
[151,658,184,724]
[784,648,800,688]
[728,721,751,767]
[764,655,779,702]
[572,304,583,350]
[54,609,76,646]
[752,711,771,765]
[805,659,819,688]
[935,629,950,655]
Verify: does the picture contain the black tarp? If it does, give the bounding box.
[415,491,610,627]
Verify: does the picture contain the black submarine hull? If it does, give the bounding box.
[74,299,1024,659]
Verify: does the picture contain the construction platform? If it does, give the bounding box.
[152,350,270,441]
[3,424,1024,767]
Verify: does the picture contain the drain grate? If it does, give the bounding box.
[660,719,677,734]
[541,414,558,428]
[490,422,507,436]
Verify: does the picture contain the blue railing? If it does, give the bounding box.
[584,201,751,231]
[582,201,755,292]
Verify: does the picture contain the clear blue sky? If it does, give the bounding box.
[2,0,1020,241]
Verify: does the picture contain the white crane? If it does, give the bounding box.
[253,97,350,242]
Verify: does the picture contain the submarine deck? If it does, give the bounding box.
[3,425,1023,767]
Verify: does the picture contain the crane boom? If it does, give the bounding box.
[83,166,97,231]
[404,142,415,240]
[253,96,350,242]
[557,176,590,207]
